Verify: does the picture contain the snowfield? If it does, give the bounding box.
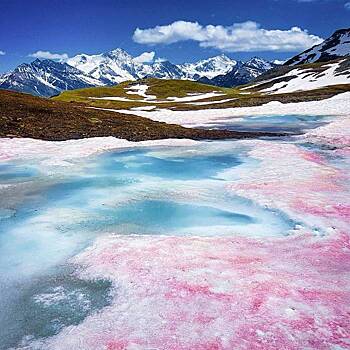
[1,94,350,349]
[5,111,349,350]
[259,61,350,94]
[106,91,350,128]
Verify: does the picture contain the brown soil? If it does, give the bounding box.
[0,89,287,141]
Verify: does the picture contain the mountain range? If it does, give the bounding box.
[0,27,349,97]
[0,50,273,97]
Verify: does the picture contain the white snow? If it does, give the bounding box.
[166,92,225,102]
[131,106,157,111]
[187,98,238,106]
[90,91,227,104]
[109,91,350,128]
[260,61,350,94]
[125,84,156,100]
[66,50,240,84]
[291,30,350,65]
[179,55,237,79]
[66,49,142,84]
[0,137,199,165]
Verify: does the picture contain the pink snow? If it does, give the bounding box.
[38,232,350,350]
[7,112,350,350]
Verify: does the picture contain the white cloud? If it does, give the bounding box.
[133,51,155,63]
[345,1,350,9]
[0,50,5,56]
[133,20,323,52]
[29,50,69,60]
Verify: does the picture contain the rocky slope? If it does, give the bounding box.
[247,57,350,94]
[285,28,350,66]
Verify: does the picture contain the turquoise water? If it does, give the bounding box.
[209,115,332,133]
[0,142,297,349]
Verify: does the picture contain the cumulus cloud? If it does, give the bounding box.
[0,50,5,56]
[345,1,350,9]
[133,20,323,52]
[133,51,155,63]
[29,50,69,60]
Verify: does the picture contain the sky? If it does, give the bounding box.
[0,0,349,73]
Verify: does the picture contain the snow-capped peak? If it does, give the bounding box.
[67,48,141,84]
[179,55,238,79]
[0,58,102,97]
[285,27,350,66]
[245,57,276,71]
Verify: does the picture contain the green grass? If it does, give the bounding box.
[53,78,258,110]
[53,77,350,113]
[140,78,224,98]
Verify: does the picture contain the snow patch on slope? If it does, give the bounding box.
[111,92,350,127]
[260,60,350,94]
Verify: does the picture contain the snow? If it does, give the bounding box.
[166,92,225,102]
[66,50,240,84]
[131,105,157,111]
[125,84,156,100]
[290,30,350,65]
[109,91,350,128]
[12,113,350,350]
[0,137,198,166]
[179,55,237,79]
[3,89,350,349]
[188,98,238,106]
[90,91,227,104]
[260,61,350,94]
[66,49,141,84]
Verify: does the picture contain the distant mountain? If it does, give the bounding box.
[179,54,238,80]
[67,51,237,82]
[144,60,185,79]
[66,48,145,85]
[285,28,350,66]
[0,59,101,97]
[0,49,278,96]
[199,57,277,88]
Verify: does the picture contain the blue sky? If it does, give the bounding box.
[0,0,349,73]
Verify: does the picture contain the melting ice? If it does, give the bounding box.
[0,140,298,349]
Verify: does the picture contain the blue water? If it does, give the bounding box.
[209,114,332,133]
[0,163,37,183]
[0,142,297,349]
[99,148,242,180]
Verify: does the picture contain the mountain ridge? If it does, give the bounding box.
[0,50,272,96]
[0,59,102,97]
[285,27,350,66]
[1,27,349,97]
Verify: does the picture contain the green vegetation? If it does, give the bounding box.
[140,78,225,98]
[54,77,350,113]
[53,78,256,110]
